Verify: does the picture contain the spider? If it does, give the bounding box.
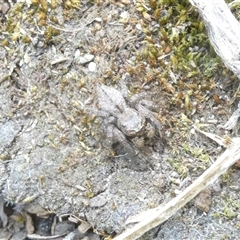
[96,84,163,156]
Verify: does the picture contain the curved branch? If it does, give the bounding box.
[190,0,240,77]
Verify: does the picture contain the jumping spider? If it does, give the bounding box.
[96,84,163,156]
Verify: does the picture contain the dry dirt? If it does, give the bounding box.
[1,0,240,239]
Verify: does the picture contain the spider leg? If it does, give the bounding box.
[111,127,138,156]
[135,103,162,138]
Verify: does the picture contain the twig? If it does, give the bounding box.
[49,16,102,33]
[0,74,10,84]
[114,139,240,240]
[189,0,240,78]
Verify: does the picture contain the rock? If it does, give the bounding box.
[79,54,94,64]
[194,189,212,212]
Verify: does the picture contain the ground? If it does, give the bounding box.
[1,0,240,239]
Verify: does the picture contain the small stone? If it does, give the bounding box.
[194,189,212,212]
[120,11,129,19]
[89,194,107,207]
[94,17,102,22]
[88,62,97,72]
[0,1,10,14]
[79,54,94,64]
[24,53,31,64]
[74,49,81,59]
[136,23,142,31]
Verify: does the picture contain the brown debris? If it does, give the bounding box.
[194,189,212,213]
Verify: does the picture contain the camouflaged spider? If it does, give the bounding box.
[96,84,163,156]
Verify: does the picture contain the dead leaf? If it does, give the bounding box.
[142,12,151,21]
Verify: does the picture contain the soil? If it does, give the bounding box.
[1,0,240,239]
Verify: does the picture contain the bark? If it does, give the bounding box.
[190,0,240,77]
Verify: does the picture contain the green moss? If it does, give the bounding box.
[168,157,188,178]
[44,26,60,44]
[133,0,237,171]
[181,143,209,163]
[138,0,225,79]
[212,195,240,220]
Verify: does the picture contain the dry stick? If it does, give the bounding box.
[189,0,240,77]
[114,141,240,240]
